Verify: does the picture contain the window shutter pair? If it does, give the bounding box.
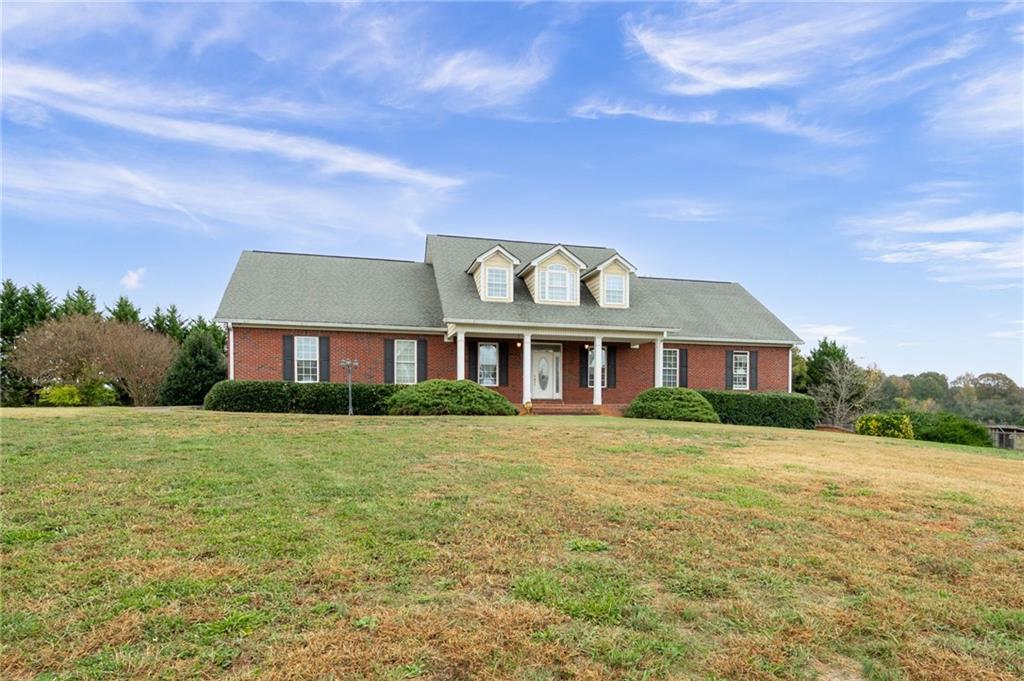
[382,338,428,384]
[282,335,330,382]
[468,341,509,386]
[579,345,616,388]
[724,350,758,390]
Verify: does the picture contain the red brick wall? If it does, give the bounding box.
[231,326,791,401]
[664,343,790,392]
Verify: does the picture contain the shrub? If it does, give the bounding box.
[697,390,818,429]
[203,380,409,415]
[159,329,227,405]
[79,381,118,406]
[386,379,517,416]
[624,388,720,423]
[38,384,82,406]
[204,380,294,413]
[905,411,991,447]
[856,412,915,439]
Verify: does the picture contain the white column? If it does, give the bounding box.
[522,333,532,404]
[456,330,466,380]
[593,336,603,405]
[227,323,235,380]
[788,346,793,393]
[654,338,664,388]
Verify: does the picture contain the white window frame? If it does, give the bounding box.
[394,339,418,385]
[662,348,679,388]
[477,342,499,386]
[485,266,509,299]
[295,336,319,383]
[732,351,750,391]
[604,273,626,306]
[540,264,571,302]
[587,346,608,388]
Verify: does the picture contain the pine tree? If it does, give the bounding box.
[158,328,227,405]
[106,296,142,324]
[148,306,168,335]
[163,305,188,343]
[0,279,23,351]
[57,286,98,317]
[25,283,55,326]
[188,316,227,351]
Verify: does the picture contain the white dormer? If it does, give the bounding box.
[466,245,520,303]
[520,244,586,306]
[582,254,636,308]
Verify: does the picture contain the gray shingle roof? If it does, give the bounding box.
[214,251,444,329]
[425,235,679,330]
[214,238,801,344]
[642,277,802,344]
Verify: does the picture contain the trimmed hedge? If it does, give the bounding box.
[203,380,407,415]
[697,390,818,429]
[855,412,915,439]
[38,383,118,407]
[904,411,991,447]
[624,388,720,423]
[386,380,517,416]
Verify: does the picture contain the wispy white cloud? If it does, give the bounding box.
[635,197,723,223]
[571,98,717,124]
[966,2,1022,21]
[796,324,864,345]
[625,4,903,95]
[987,320,1024,339]
[731,106,869,146]
[120,268,146,291]
[3,63,460,190]
[929,64,1023,140]
[850,210,1023,234]
[420,39,554,108]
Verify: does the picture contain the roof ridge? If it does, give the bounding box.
[248,250,424,265]
[640,275,736,285]
[428,233,612,251]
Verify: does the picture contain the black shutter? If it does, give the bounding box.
[725,350,734,390]
[607,346,617,388]
[679,349,688,388]
[282,335,294,381]
[383,339,394,384]
[468,342,478,383]
[319,336,330,382]
[416,338,428,383]
[579,346,588,387]
[499,342,509,386]
[750,350,758,390]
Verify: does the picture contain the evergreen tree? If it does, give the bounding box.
[163,304,188,343]
[158,328,227,405]
[806,338,850,388]
[188,316,227,351]
[791,347,810,393]
[25,283,56,326]
[57,286,98,317]
[148,306,168,335]
[106,296,142,324]
[0,279,23,351]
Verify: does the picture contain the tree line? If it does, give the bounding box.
[792,338,1023,427]
[1,279,226,407]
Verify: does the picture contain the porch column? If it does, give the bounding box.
[522,333,532,404]
[593,336,603,405]
[456,330,466,380]
[654,338,663,388]
[227,323,235,380]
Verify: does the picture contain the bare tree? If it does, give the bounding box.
[810,356,880,427]
[9,315,177,406]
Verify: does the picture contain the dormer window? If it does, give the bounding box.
[486,267,508,299]
[604,274,625,305]
[540,264,571,302]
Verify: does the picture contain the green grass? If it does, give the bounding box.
[2,408,1022,680]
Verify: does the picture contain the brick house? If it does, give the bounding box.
[215,235,801,411]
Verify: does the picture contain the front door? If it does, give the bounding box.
[532,347,561,399]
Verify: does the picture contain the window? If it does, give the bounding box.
[485,267,508,299]
[662,348,679,387]
[587,346,608,388]
[732,351,749,390]
[295,336,319,383]
[540,264,571,302]
[395,339,418,384]
[604,274,625,305]
[478,343,498,386]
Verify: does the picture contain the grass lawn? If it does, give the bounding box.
[2,409,1022,680]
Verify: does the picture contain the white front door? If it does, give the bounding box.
[532,347,561,399]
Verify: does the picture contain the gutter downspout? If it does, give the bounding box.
[228,323,235,380]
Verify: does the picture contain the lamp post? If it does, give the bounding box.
[340,359,359,415]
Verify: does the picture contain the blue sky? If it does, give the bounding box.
[3,2,1022,381]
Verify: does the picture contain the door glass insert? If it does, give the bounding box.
[538,356,550,391]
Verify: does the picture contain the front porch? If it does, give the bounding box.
[447,324,670,407]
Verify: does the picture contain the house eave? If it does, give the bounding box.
[214,317,447,334]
